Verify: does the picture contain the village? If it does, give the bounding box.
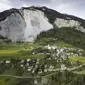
[0,44,83,77]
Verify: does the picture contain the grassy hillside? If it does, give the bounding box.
[36,27,85,49]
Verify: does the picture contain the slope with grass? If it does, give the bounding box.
[36,27,85,49]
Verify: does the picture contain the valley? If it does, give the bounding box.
[0,42,85,85]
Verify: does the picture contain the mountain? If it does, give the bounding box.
[0,6,85,85]
[0,6,85,44]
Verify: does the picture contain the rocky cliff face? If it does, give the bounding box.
[0,6,85,42]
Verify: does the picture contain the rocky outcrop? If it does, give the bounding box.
[0,6,85,42]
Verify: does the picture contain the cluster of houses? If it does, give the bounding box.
[0,44,83,77]
[45,44,83,56]
[0,58,66,76]
[0,58,56,74]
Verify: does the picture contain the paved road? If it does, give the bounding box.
[0,75,40,79]
[67,63,85,71]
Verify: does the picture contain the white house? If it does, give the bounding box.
[34,79,38,85]
[6,60,10,64]
[20,64,24,67]
[38,70,42,74]
[27,59,31,62]
[60,64,67,71]
[44,69,48,72]
[26,63,29,66]
[45,44,51,50]
[32,70,35,73]
[21,60,24,63]
[27,67,32,71]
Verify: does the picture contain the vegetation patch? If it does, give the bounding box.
[36,27,85,49]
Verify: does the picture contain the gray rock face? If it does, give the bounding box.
[0,8,53,42]
[0,6,85,42]
[0,13,26,42]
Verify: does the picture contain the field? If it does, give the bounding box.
[69,56,85,63]
[0,43,42,59]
